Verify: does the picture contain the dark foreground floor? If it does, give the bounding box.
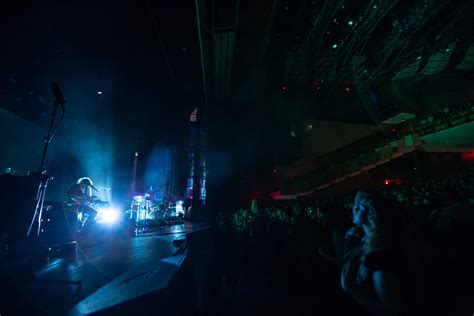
[0,222,205,315]
[2,220,473,316]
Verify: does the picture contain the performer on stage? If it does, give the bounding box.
[65,177,99,232]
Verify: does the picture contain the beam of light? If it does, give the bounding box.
[96,206,120,224]
[145,143,173,195]
[176,200,184,215]
[69,116,115,203]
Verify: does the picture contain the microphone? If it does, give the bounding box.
[89,184,99,192]
[51,81,66,112]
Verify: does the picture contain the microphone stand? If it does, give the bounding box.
[27,92,63,237]
[8,83,83,295]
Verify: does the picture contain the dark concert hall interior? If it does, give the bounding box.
[1,0,474,315]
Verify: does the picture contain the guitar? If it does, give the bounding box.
[65,195,108,209]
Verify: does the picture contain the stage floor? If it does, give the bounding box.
[1,222,206,315]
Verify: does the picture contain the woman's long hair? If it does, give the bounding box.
[356,190,401,253]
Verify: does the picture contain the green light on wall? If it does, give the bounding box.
[348,20,353,26]
[332,44,338,49]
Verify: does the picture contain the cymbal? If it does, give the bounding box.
[133,195,144,203]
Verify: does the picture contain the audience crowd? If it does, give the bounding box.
[210,167,474,315]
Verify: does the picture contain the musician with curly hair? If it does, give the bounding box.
[65,177,99,232]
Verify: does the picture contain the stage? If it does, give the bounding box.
[0,222,208,315]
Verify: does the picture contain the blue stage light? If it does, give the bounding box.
[96,207,120,224]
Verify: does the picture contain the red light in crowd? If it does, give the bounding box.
[313,82,321,91]
[250,191,262,200]
[270,190,281,198]
[392,128,396,132]
[384,179,404,186]
[273,168,277,173]
[281,84,288,91]
[461,152,474,160]
[343,80,352,93]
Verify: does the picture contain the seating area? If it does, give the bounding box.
[286,139,416,195]
[414,101,474,136]
[284,101,474,196]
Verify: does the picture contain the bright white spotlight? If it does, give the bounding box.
[176,200,184,215]
[97,207,120,224]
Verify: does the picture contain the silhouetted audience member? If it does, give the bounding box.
[341,190,403,315]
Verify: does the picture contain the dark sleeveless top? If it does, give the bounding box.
[342,246,400,302]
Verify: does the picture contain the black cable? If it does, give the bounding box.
[49,110,65,141]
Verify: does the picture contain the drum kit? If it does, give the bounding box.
[126,191,187,227]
